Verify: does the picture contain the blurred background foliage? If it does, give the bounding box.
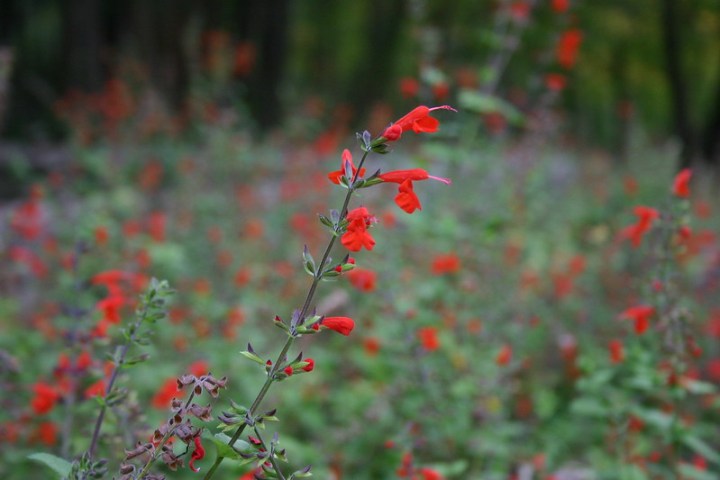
[1,0,720,169]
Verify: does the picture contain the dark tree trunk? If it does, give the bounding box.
[241,0,289,130]
[62,0,104,93]
[131,0,190,111]
[660,0,696,170]
[347,0,407,119]
[701,77,720,168]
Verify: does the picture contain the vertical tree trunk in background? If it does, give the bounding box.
[660,0,696,170]
[347,0,407,119]
[611,46,630,166]
[131,0,190,112]
[241,0,289,130]
[63,0,103,93]
[701,77,720,168]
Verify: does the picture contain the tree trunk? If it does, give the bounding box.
[63,0,104,93]
[660,0,696,170]
[243,0,289,130]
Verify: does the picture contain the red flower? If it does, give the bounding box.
[418,467,445,480]
[381,105,456,142]
[496,344,512,366]
[31,382,61,414]
[672,168,692,198]
[378,169,451,213]
[152,378,179,409]
[417,327,440,351]
[341,207,376,251]
[84,379,106,399]
[609,339,624,363]
[621,305,655,334]
[621,206,659,248]
[363,337,381,355]
[545,73,566,92]
[96,296,124,324]
[379,168,451,185]
[399,77,420,98]
[394,179,422,214]
[32,422,58,446]
[431,253,460,275]
[321,316,355,336]
[284,366,294,376]
[551,0,570,13]
[328,149,366,184]
[347,267,377,291]
[556,29,583,69]
[189,436,205,472]
[302,358,315,372]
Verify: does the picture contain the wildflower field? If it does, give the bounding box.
[2,1,720,479]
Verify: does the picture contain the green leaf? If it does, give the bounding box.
[27,453,72,478]
[240,350,265,365]
[204,432,251,461]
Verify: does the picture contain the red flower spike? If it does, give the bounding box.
[284,366,293,376]
[321,316,355,336]
[189,436,205,472]
[620,305,655,335]
[381,105,456,142]
[672,168,692,198]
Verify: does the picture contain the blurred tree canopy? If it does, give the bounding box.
[1,0,720,169]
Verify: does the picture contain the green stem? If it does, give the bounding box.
[202,150,371,480]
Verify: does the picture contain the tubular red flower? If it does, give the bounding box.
[189,436,205,472]
[672,168,692,198]
[328,149,366,184]
[379,168,451,185]
[341,207,376,251]
[321,316,355,336]
[394,179,422,214]
[381,105,456,142]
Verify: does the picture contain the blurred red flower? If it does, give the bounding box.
[431,253,461,275]
[672,168,692,198]
[556,29,583,69]
[620,305,655,334]
[347,267,377,291]
[551,0,570,13]
[31,382,61,414]
[417,327,440,351]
